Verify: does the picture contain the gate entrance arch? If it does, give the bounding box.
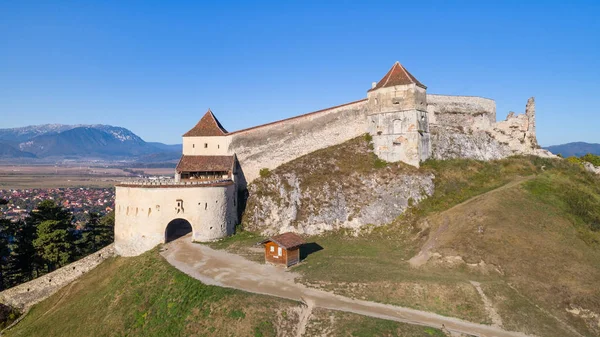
[165,218,193,243]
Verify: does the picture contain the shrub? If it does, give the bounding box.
[259,168,270,178]
[364,133,373,143]
[581,153,600,166]
[566,156,583,167]
[374,158,387,169]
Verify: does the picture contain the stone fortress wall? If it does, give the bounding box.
[0,244,115,311]
[228,99,369,183]
[113,62,552,258]
[114,182,236,256]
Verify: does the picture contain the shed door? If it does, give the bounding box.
[278,247,282,256]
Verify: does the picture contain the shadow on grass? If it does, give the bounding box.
[301,242,324,260]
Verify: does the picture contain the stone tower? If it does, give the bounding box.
[367,62,430,167]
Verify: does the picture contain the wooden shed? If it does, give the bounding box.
[260,232,305,267]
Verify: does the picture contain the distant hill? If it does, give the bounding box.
[0,124,181,162]
[545,142,600,157]
[0,142,36,158]
[146,142,182,153]
[0,124,80,144]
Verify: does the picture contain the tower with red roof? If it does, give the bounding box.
[367,62,431,166]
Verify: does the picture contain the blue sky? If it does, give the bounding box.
[1,1,598,146]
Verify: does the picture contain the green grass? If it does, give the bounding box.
[4,248,445,337]
[4,248,298,337]
[220,155,600,336]
[304,308,447,337]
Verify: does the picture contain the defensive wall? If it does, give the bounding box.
[228,99,369,183]
[0,244,115,311]
[114,181,237,256]
[426,94,496,130]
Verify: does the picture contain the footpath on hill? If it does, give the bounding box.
[162,238,531,337]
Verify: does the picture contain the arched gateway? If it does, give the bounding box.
[165,218,193,242]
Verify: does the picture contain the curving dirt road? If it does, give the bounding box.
[161,238,532,337]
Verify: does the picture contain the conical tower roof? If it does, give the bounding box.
[369,62,426,91]
[183,109,228,137]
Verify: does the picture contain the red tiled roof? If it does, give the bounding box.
[176,155,234,173]
[261,232,305,249]
[369,62,426,91]
[183,109,228,137]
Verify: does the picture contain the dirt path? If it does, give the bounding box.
[161,239,532,337]
[470,281,503,328]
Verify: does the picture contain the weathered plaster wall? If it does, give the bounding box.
[229,100,369,183]
[115,183,236,256]
[427,94,496,130]
[367,84,430,166]
[182,136,232,156]
[0,244,114,311]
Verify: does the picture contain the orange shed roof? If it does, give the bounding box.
[261,232,305,249]
[183,109,228,137]
[369,61,426,91]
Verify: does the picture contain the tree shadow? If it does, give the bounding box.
[300,242,323,260]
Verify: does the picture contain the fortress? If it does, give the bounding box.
[115,62,548,256]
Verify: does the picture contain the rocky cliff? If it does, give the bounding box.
[242,136,434,235]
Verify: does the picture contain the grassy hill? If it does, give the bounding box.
[3,248,444,337]
[213,139,600,337]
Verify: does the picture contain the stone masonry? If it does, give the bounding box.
[0,244,115,311]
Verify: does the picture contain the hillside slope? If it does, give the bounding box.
[3,249,444,337]
[222,140,600,337]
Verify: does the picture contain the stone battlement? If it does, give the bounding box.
[117,179,233,188]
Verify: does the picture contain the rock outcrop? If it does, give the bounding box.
[242,137,434,236]
[584,162,600,175]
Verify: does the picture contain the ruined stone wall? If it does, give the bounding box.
[427,95,550,160]
[492,97,539,155]
[0,244,115,311]
[426,94,496,130]
[115,183,236,256]
[228,99,369,183]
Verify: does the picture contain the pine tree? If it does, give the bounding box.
[33,220,71,272]
[26,200,74,273]
[0,218,11,290]
[77,211,114,256]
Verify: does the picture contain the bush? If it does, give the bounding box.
[259,168,270,178]
[566,156,583,167]
[364,133,373,142]
[581,153,600,166]
[0,303,20,329]
[374,158,387,169]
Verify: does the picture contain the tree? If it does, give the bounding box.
[26,200,74,273]
[33,220,71,272]
[8,220,36,283]
[77,211,114,256]
[0,218,11,290]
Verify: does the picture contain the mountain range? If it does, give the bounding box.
[544,142,600,157]
[0,124,181,162]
